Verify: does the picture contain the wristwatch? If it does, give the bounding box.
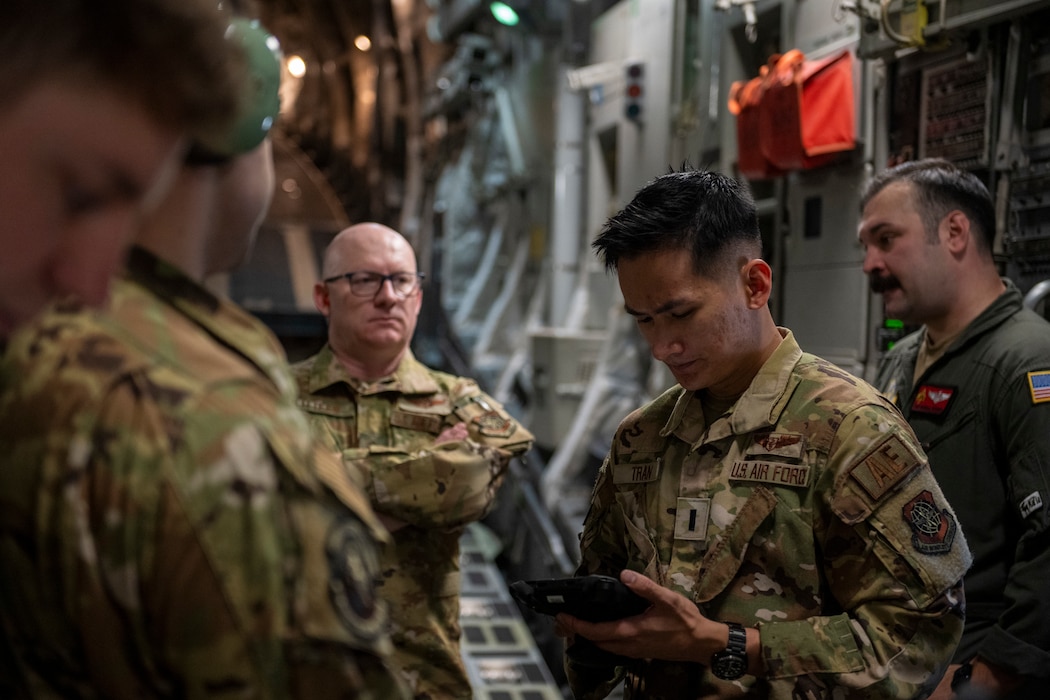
[710,621,748,681]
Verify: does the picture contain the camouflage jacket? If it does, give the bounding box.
[292,345,534,699]
[0,247,406,699]
[569,330,970,700]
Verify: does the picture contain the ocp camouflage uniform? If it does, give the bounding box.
[292,345,534,700]
[570,329,971,700]
[0,247,406,699]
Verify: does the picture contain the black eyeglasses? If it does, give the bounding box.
[323,270,425,298]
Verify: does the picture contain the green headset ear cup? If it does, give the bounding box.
[199,18,282,157]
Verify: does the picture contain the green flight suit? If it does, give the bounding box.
[292,345,534,699]
[570,329,970,699]
[875,280,1050,691]
[0,247,406,699]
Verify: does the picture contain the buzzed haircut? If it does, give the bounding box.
[593,168,762,277]
[859,158,996,253]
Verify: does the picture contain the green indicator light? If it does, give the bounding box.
[884,318,904,329]
[490,2,520,26]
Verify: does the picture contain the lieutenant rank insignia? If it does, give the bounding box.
[1027,370,1050,405]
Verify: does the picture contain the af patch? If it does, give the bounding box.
[326,518,385,641]
[849,433,921,501]
[902,490,957,555]
[1027,371,1050,405]
[911,385,956,415]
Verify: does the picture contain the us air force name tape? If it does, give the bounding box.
[190,18,282,162]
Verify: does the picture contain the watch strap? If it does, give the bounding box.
[725,621,746,653]
[710,621,748,680]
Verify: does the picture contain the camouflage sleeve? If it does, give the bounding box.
[761,403,969,699]
[565,457,631,699]
[5,372,276,696]
[346,383,533,529]
[450,384,535,457]
[345,438,513,529]
[74,376,404,698]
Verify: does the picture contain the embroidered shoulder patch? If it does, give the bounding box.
[902,489,957,555]
[326,518,385,640]
[1027,371,1050,405]
[849,433,921,502]
[472,410,515,438]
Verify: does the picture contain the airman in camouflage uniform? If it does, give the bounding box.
[0,32,405,695]
[0,249,405,698]
[559,169,970,700]
[293,222,534,699]
[570,330,970,699]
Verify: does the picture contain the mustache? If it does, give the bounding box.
[869,273,901,294]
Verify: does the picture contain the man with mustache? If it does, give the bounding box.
[292,222,534,699]
[560,168,969,699]
[860,158,1050,699]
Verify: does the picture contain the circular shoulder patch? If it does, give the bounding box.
[325,517,386,641]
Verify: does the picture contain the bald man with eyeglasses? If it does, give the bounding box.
[292,222,534,700]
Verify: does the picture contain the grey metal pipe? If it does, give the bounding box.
[1023,279,1050,310]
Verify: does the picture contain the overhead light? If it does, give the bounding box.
[489,2,520,26]
[354,34,372,51]
[286,54,307,78]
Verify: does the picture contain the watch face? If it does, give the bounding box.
[712,651,747,680]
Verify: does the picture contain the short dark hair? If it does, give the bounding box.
[592,168,761,276]
[0,0,243,143]
[859,158,996,252]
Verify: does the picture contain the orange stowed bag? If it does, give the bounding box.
[729,49,856,179]
[760,48,856,171]
[728,60,783,181]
